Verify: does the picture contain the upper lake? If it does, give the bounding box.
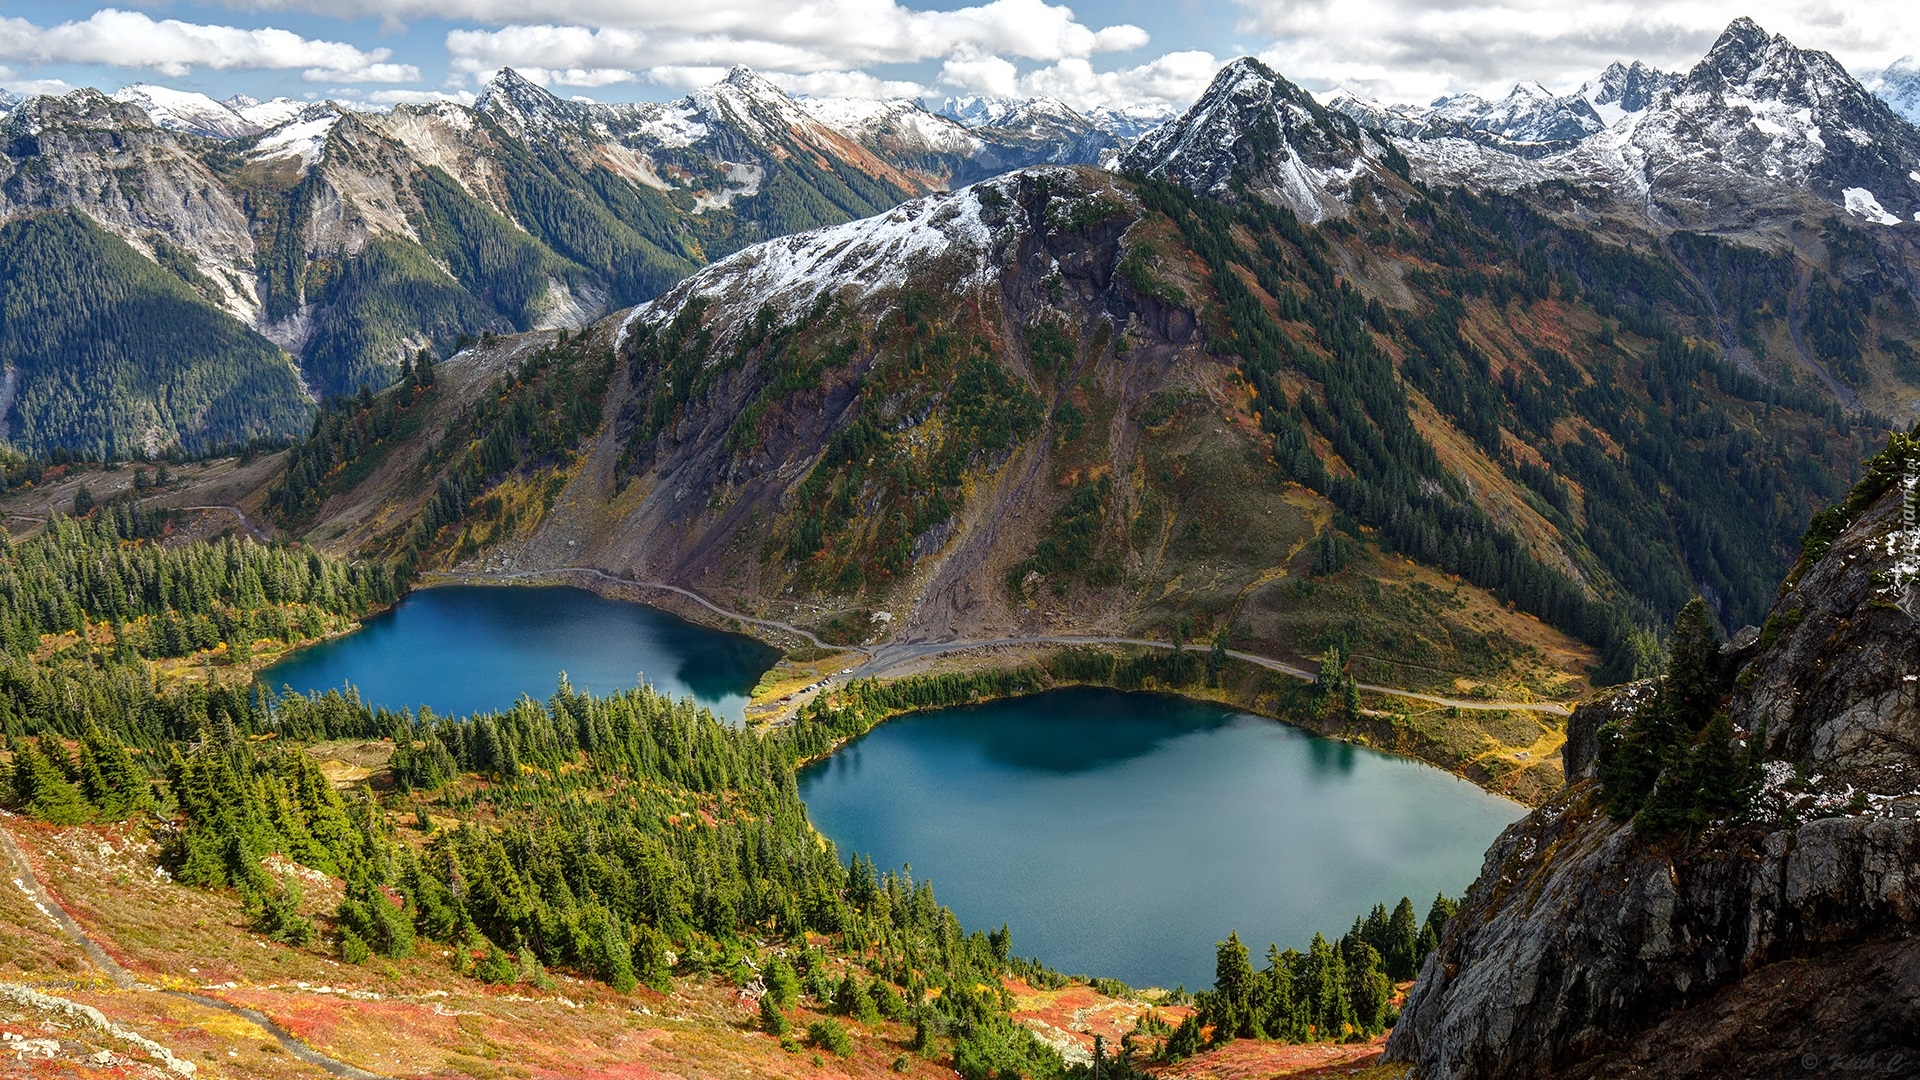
[259,584,781,721]
[798,688,1523,991]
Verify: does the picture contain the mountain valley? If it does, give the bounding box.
[1,12,1919,1080]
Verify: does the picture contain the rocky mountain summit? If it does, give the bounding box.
[1122,57,1382,221]
[1387,433,1920,1078]
[1580,60,1680,121]
[1376,18,1920,229]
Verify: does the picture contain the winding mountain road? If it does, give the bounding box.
[0,823,391,1080]
[445,567,1571,717]
[849,635,1573,716]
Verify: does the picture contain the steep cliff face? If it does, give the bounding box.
[1387,440,1920,1078]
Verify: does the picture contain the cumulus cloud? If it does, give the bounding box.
[769,69,931,100]
[1234,0,1920,103]
[939,48,1220,112]
[0,7,417,83]
[356,87,480,105]
[0,72,74,97]
[439,0,1145,90]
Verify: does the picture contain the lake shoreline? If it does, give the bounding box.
[412,569,1564,806]
[795,686,1525,990]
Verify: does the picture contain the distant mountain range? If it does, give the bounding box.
[1228,18,1920,230]
[1,17,1918,457]
[0,67,1157,455]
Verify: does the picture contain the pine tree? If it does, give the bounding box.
[763,957,799,1009]
[759,993,790,1035]
[1341,941,1392,1035]
[475,941,516,983]
[10,739,93,825]
[1206,932,1257,1041]
[1386,897,1420,981]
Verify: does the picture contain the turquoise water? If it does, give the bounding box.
[797,688,1522,991]
[258,585,780,721]
[265,587,1518,990]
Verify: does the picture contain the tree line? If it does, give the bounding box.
[1167,893,1458,1057]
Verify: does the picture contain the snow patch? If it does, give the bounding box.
[1842,186,1902,225]
[250,111,339,167]
[113,84,258,138]
[691,162,766,212]
[630,104,707,148]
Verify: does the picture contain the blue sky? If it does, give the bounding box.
[1,0,1915,112]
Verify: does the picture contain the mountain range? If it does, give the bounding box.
[0,66,1152,456]
[4,17,1920,459]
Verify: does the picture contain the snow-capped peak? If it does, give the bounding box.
[1385,17,1920,229]
[477,67,592,137]
[719,65,788,100]
[799,96,979,156]
[112,84,261,139]
[1863,55,1920,125]
[940,95,1092,135]
[1579,60,1679,124]
[1083,103,1175,142]
[1122,57,1373,222]
[686,65,816,143]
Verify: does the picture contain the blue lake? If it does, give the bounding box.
[258,584,781,721]
[798,688,1523,991]
[264,586,1518,990]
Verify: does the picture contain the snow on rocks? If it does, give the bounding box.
[248,108,340,168]
[112,85,261,139]
[1843,187,1903,225]
[623,171,1031,350]
[1122,57,1373,223]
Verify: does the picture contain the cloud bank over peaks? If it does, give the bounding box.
[439,0,1150,97]
[1236,0,1920,105]
[0,7,417,84]
[937,48,1221,114]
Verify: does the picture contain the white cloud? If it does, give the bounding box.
[941,49,1221,112]
[0,8,418,83]
[440,0,1145,91]
[939,51,1020,97]
[357,87,480,105]
[1233,0,1920,103]
[0,69,74,97]
[769,69,931,100]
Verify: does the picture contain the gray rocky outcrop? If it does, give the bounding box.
[1388,470,1920,1078]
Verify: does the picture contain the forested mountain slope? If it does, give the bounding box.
[0,68,1125,456]
[239,151,1873,748]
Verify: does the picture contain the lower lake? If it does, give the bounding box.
[798,688,1523,991]
[258,584,781,722]
[264,586,1520,990]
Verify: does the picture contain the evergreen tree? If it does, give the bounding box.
[1385,897,1420,981]
[9,738,93,825]
[759,993,790,1035]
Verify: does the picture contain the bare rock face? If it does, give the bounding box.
[1387,454,1920,1079]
